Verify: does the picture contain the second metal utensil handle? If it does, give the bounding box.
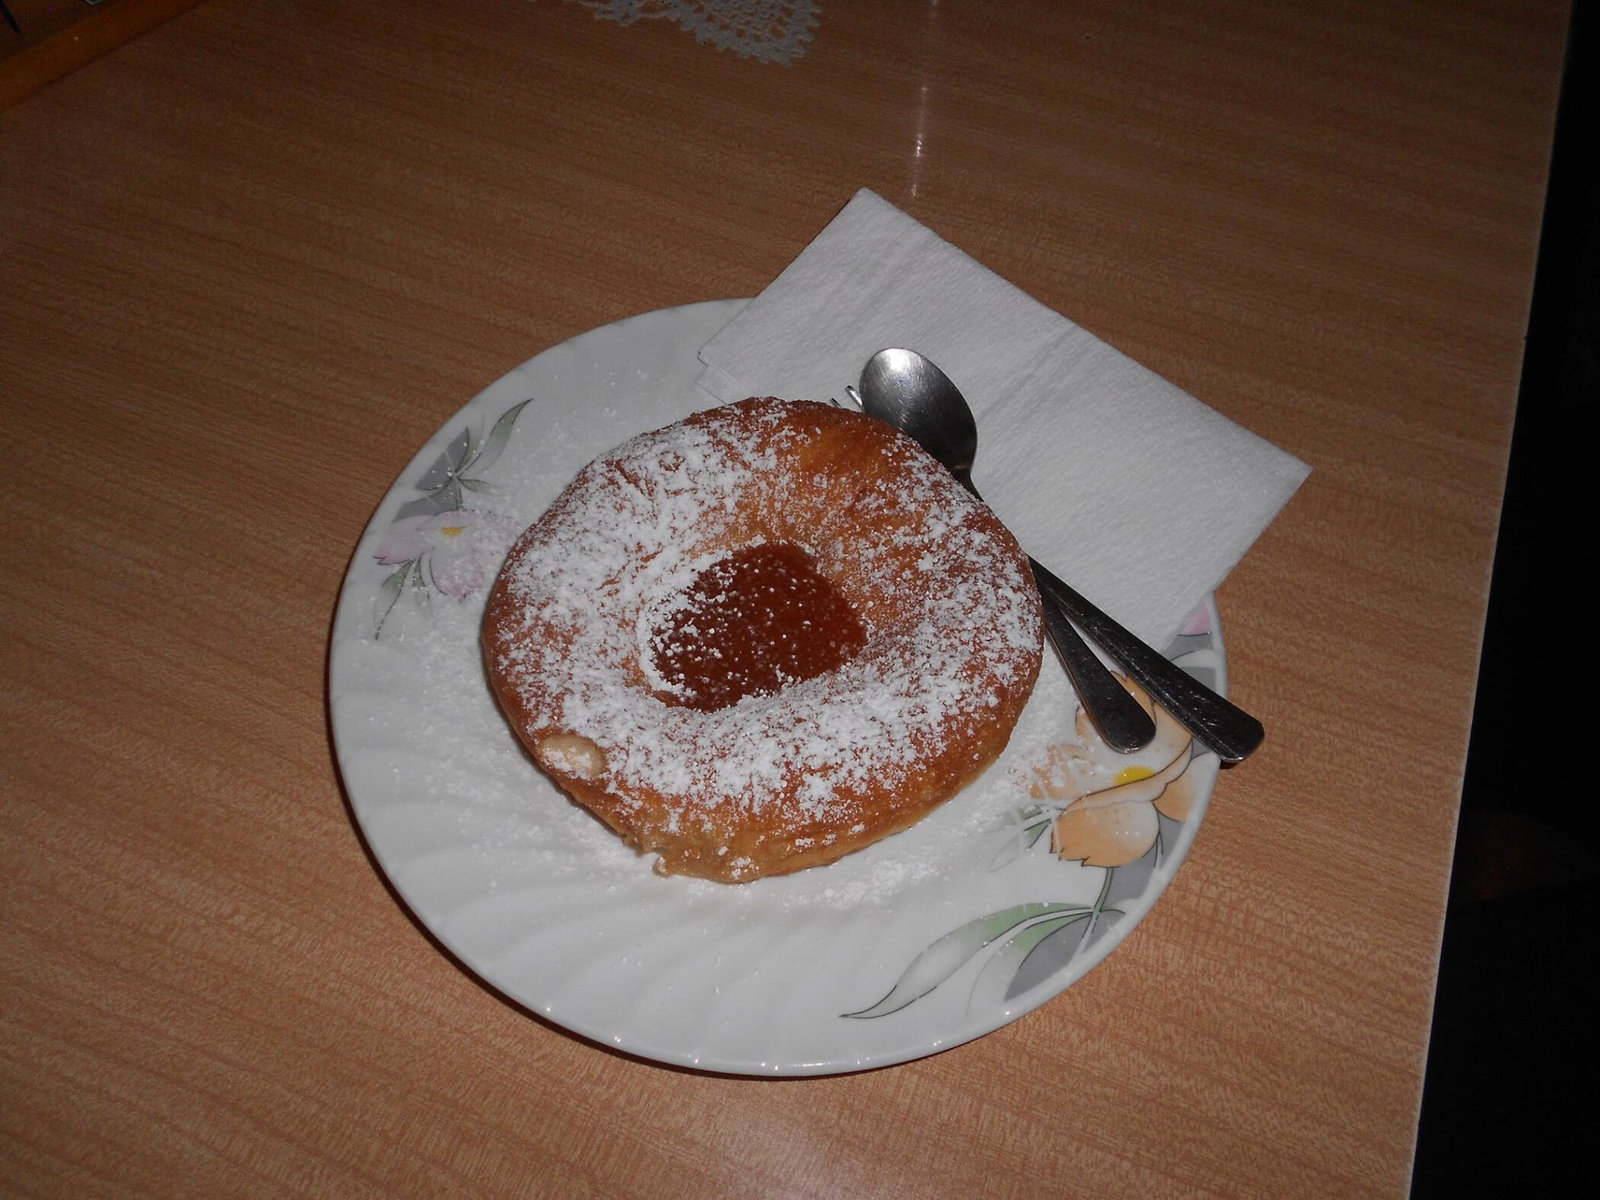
[1030,561,1265,763]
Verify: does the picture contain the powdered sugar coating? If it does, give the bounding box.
[482,397,1044,881]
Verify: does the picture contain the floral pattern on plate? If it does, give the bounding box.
[847,670,1207,1020]
[372,399,532,636]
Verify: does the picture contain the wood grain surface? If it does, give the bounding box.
[0,1,1568,1196]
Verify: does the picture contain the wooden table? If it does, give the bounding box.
[0,1,1568,1195]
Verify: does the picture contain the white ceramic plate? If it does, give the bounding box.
[328,300,1223,1075]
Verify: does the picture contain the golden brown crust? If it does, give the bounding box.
[482,397,1044,883]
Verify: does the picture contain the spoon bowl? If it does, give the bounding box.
[858,349,979,488]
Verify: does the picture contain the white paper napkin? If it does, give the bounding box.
[696,188,1309,653]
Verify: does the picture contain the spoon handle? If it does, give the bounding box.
[965,467,1154,753]
[1028,556,1157,753]
[1030,561,1265,763]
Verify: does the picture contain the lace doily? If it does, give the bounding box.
[570,0,820,65]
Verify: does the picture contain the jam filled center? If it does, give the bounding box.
[649,542,867,711]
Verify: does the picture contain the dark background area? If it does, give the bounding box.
[1412,1,1598,1192]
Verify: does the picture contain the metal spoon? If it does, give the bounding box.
[854,348,1155,754]
[856,347,1265,763]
